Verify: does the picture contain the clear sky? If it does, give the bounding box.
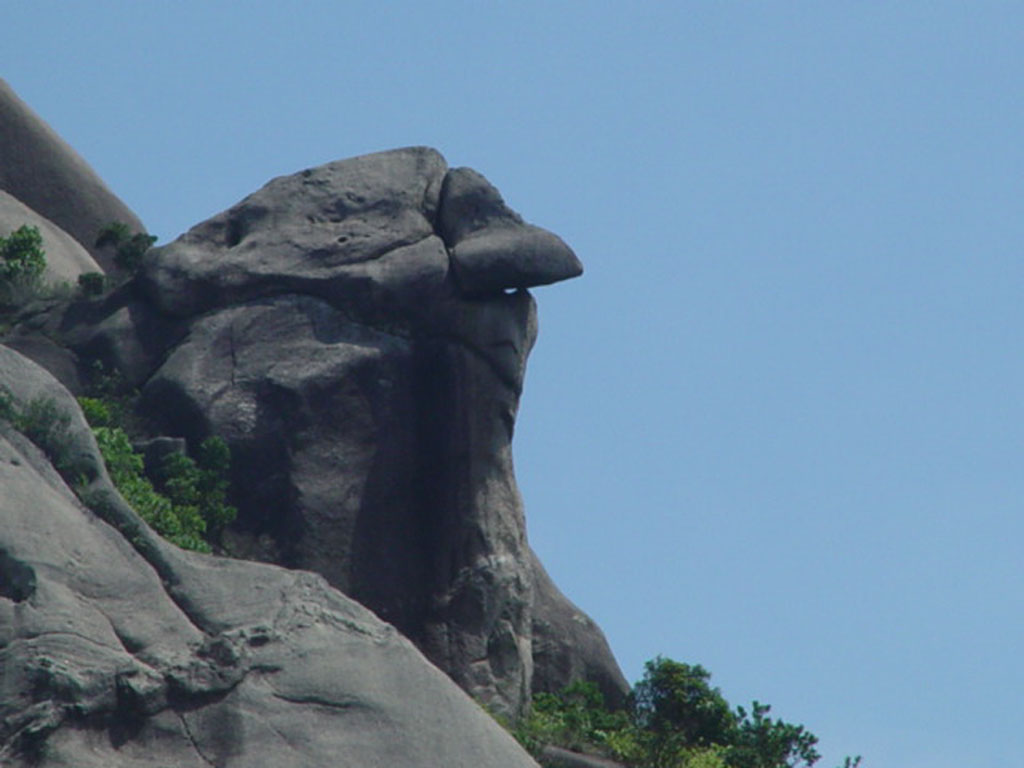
[5,3,1024,766]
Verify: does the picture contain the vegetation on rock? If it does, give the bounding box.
[0,224,46,304]
[81,396,237,553]
[77,270,105,296]
[0,382,235,554]
[0,389,93,482]
[512,658,860,768]
[95,221,156,273]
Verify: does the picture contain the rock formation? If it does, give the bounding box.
[0,348,539,767]
[0,190,102,284]
[1,82,628,765]
[0,78,146,272]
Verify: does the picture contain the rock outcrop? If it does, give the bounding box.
[85,145,625,715]
[0,347,540,767]
[0,190,103,284]
[0,78,145,271]
[1,80,630,765]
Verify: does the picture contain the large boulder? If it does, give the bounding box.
[0,345,541,768]
[0,141,626,726]
[438,167,583,295]
[0,78,146,270]
[60,146,627,716]
[0,190,103,284]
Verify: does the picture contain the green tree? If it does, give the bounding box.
[0,225,46,301]
[154,436,237,538]
[727,702,820,768]
[77,271,105,296]
[92,425,210,552]
[634,658,738,751]
[95,222,156,273]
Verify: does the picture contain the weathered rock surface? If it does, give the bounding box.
[438,167,583,295]
[1,78,628,739]
[52,146,627,718]
[0,78,146,270]
[0,346,541,767]
[530,552,629,708]
[0,190,103,284]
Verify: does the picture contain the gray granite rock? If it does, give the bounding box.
[530,551,630,708]
[438,167,583,295]
[138,146,449,320]
[0,79,146,271]
[0,345,541,768]
[123,148,615,717]
[0,190,103,284]
[17,142,622,720]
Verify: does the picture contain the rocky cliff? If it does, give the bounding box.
[0,80,627,766]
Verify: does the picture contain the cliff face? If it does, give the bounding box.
[0,347,540,768]
[0,82,628,765]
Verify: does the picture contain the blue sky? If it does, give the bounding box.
[5,3,1024,765]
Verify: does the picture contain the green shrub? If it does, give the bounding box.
[634,658,738,751]
[77,396,113,427]
[518,680,630,755]
[80,363,143,437]
[94,222,132,250]
[92,425,210,553]
[0,394,94,483]
[506,659,857,768]
[0,385,15,422]
[154,436,237,537]
[728,703,820,768]
[77,271,105,296]
[13,396,75,475]
[0,225,46,283]
[0,225,46,303]
[95,222,156,273]
[80,387,238,553]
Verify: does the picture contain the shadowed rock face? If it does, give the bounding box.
[0,347,541,768]
[1,82,628,761]
[96,146,626,715]
[0,78,145,271]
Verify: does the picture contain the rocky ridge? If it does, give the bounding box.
[0,81,627,766]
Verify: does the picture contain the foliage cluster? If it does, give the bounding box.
[513,659,860,768]
[95,221,156,273]
[0,390,93,482]
[0,225,46,284]
[82,397,237,553]
[77,271,105,296]
[0,225,46,304]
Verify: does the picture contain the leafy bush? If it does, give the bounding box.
[729,703,820,768]
[95,222,156,273]
[508,659,858,768]
[0,225,46,303]
[153,436,237,537]
[0,385,14,421]
[0,225,46,283]
[0,393,94,483]
[79,390,238,553]
[12,396,77,476]
[515,680,631,756]
[77,271,105,296]
[92,425,211,552]
[634,658,738,751]
[77,396,113,427]
[81,361,143,436]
